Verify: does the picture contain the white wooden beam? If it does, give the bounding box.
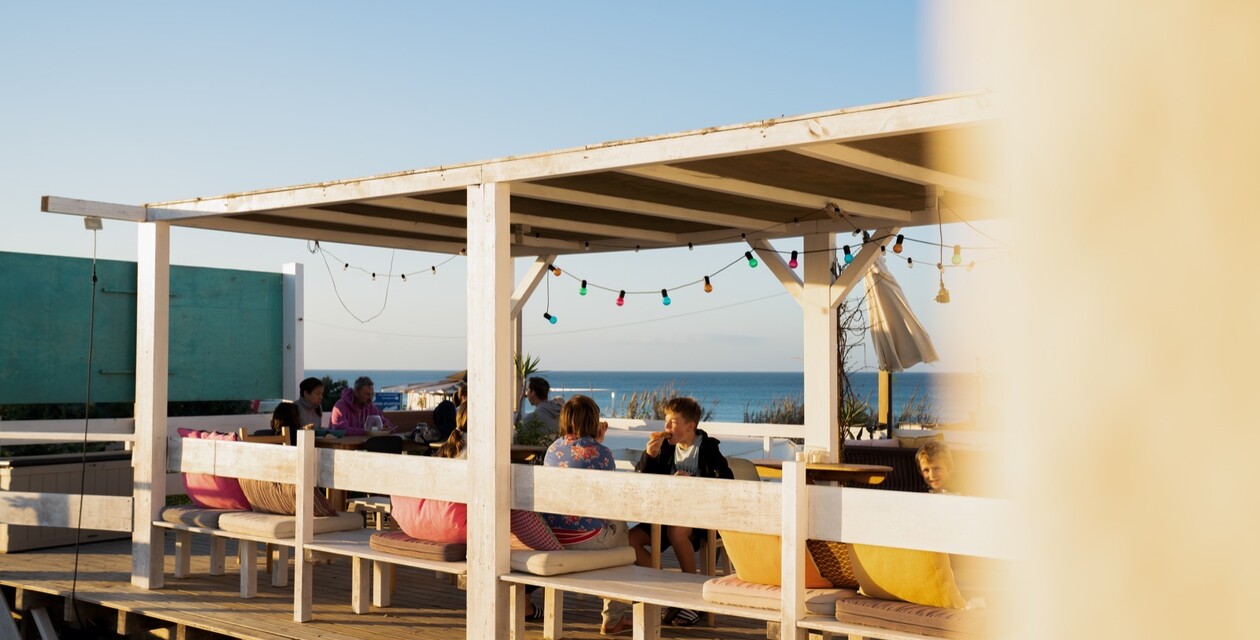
[172,216,468,255]
[41,196,146,222]
[747,238,804,306]
[512,182,771,230]
[780,461,807,640]
[801,232,839,461]
[133,221,169,589]
[793,144,995,200]
[263,207,468,239]
[282,262,303,402]
[294,430,316,622]
[829,226,899,309]
[620,165,913,222]
[511,255,556,318]
[0,492,133,531]
[466,182,513,639]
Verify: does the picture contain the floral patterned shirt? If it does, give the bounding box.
[542,435,616,533]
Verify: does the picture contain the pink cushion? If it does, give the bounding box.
[510,510,563,551]
[391,496,467,544]
[178,429,251,510]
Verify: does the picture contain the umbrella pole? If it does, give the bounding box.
[878,370,894,432]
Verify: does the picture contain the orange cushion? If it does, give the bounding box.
[848,544,966,609]
[717,531,831,588]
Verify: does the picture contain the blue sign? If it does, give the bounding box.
[374,392,403,409]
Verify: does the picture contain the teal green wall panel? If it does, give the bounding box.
[0,251,283,404]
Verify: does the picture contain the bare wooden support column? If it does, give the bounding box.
[543,588,564,640]
[293,429,316,621]
[780,461,807,639]
[802,232,840,460]
[282,262,304,401]
[208,538,227,575]
[239,540,257,599]
[133,221,170,589]
[466,182,513,639]
[632,601,661,640]
[351,557,371,614]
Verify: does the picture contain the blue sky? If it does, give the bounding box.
[0,1,1001,373]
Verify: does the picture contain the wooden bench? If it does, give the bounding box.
[153,518,296,596]
[303,528,469,613]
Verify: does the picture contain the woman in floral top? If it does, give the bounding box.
[542,395,632,635]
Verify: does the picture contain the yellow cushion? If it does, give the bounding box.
[848,544,966,609]
[718,531,831,588]
[895,433,944,449]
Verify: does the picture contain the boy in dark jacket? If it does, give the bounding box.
[629,397,732,626]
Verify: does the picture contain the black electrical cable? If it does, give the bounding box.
[69,226,100,634]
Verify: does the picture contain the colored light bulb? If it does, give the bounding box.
[579,280,588,296]
[616,290,625,306]
[661,289,671,306]
[549,264,561,276]
[893,234,904,254]
[688,242,694,251]
[543,312,558,324]
[745,251,758,268]
[788,250,798,269]
[952,244,962,265]
[907,257,914,269]
[703,276,713,293]
[935,279,951,304]
[843,245,853,264]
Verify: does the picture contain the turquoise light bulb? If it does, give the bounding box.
[843,245,853,264]
[661,289,671,306]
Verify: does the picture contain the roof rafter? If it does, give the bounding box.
[793,143,994,200]
[512,183,771,230]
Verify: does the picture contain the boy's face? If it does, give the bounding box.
[663,411,697,442]
[918,457,952,492]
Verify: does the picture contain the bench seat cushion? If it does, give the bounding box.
[509,545,636,576]
[160,505,245,529]
[369,531,466,561]
[835,596,988,639]
[217,510,362,539]
[702,574,855,615]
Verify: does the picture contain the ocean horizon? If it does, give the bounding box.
[306,369,981,424]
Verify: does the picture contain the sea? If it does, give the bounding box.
[306,369,979,424]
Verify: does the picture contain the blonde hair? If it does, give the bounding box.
[559,395,600,439]
[436,404,469,459]
[915,439,954,469]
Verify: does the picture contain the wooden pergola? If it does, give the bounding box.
[41,91,997,637]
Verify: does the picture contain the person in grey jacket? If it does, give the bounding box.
[520,376,561,431]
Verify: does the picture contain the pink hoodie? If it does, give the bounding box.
[330,387,393,436]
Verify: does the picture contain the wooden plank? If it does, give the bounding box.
[828,226,899,309]
[314,450,470,503]
[749,238,804,306]
[807,486,1014,559]
[40,196,146,222]
[118,610,172,635]
[0,417,134,444]
[802,232,839,460]
[133,222,170,590]
[793,143,994,200]
[30,607,58,640]
[168,438,297,484]
[510,255,555,318]
[544,588,563,640]
[512,465,781,534]
[281,263,302,406]
[632,601,660,640]
[13,589,58,613]
[0,492,132,531]
[293,430,315,622]
[513,182,768,231]
[172,216,468,256]
[781,461,807,640]
[466,182,513,639]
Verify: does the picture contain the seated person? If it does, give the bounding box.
[519,376,561,431]
[269,401,302,446]
[628,397,733,627]
[330,376,394,436]
[431,383,466,441]
[917,439,957,494]
[295,376,324,429]
[542,395,631,635]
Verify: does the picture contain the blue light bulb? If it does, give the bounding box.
[843,245,853,264]
[661,289,671,306]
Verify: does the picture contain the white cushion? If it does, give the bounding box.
[702,574,856,615]
[218,511,362,539]
[159,505,244,528]
[510,546,636,576]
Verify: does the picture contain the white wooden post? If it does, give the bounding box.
[510,255,555,403]
[294,429,316,621]
[466,182,513,638]
[132,221,169,589]
[802,232,839,460]
[780,461,807,640]
[282,262,304,400]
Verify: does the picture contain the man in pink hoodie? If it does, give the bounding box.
[330,376,394,436]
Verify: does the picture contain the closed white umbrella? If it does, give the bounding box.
[864,256,939,372]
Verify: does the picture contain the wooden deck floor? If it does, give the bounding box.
[1,536,768,639]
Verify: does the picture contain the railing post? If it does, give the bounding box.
[780,460,807,639]
[293,429,316,622]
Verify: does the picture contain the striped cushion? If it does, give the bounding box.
[702,574,854,615]
[238,479,337,517]
[370,531,466,561]
[836,596,988,639]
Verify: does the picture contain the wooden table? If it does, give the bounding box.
[313,433,428,453]
[425,442,547,463]
[749,459,892,486]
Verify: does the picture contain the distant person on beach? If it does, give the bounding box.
[269,401,302,445]
[520,376,561,431]
[917,439,957,494]
[542,395,631,635]
[628,397,732,627]
[432,383,466,441]
[295,377,324,429]
[330,376,393,436]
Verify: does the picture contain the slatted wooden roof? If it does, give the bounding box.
[44,92,996,256]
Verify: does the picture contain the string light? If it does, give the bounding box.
[549,263,562,276]
[431,266,436,275]
[635,245,640,253]
[584,241,590,251]
[880,245,886,254]
[907,257,914,269]
[688,242,694,251]
[343,263,349,271]
[543,312,558,324]
[703,276,713,293]
[952,244,962,265]
[788,251,798,269]
[400,274,406,282]
[894,235,904,254]
[935,277,951,304]
[661,289,671,306]
[579,280,588,296]
[745,251,758,268]
[842,245,853,265]
[616,290,625,307]
[371,273,376,281]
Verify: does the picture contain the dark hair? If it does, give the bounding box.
[663,397,702,426]
[436,404,469,459]
[559,395,600,439]
[353,376,374,391]
[527,376,550,400]
[299,377,324,395]
[271,402,302,434]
